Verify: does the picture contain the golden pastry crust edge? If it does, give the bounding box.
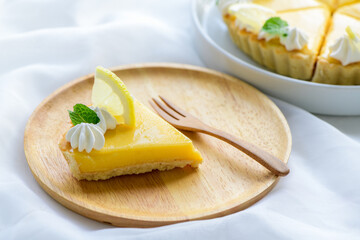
[312,58,360,84]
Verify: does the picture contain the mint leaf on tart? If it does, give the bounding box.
[68,104,100,126]
[262,17,289,37]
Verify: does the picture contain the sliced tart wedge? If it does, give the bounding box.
[60,67,202,181]
[312,3,360,84]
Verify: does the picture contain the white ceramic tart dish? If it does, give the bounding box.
[192,0,360,115]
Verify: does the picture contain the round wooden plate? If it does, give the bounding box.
[24,63,291,227]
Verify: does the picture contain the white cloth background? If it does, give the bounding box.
[1,0,360,239]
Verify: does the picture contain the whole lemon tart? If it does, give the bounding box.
[221,0,360,85]
[222,0,331,80]
[59,67,202,181]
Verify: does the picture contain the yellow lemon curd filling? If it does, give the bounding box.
[61,101,202,174]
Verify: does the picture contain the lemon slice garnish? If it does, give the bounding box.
[227,3,275,33]
[92,66,135,127]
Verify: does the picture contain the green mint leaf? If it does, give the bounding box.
[68,110,84,125]
[68,104,100,126]
[262,17,289,37]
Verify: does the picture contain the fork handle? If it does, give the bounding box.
[199,127,290,176]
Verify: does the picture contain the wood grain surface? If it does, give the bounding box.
[24,63,292,227]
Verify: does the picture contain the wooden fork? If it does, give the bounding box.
[149,96,290,177]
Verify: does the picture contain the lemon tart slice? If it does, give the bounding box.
[313,3,360,84]
[59,67,202,180]
[223,0,331,80]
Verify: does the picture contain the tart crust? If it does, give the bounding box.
[312,58,360,85]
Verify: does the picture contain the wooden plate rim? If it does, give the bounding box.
[24,63,292,227]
